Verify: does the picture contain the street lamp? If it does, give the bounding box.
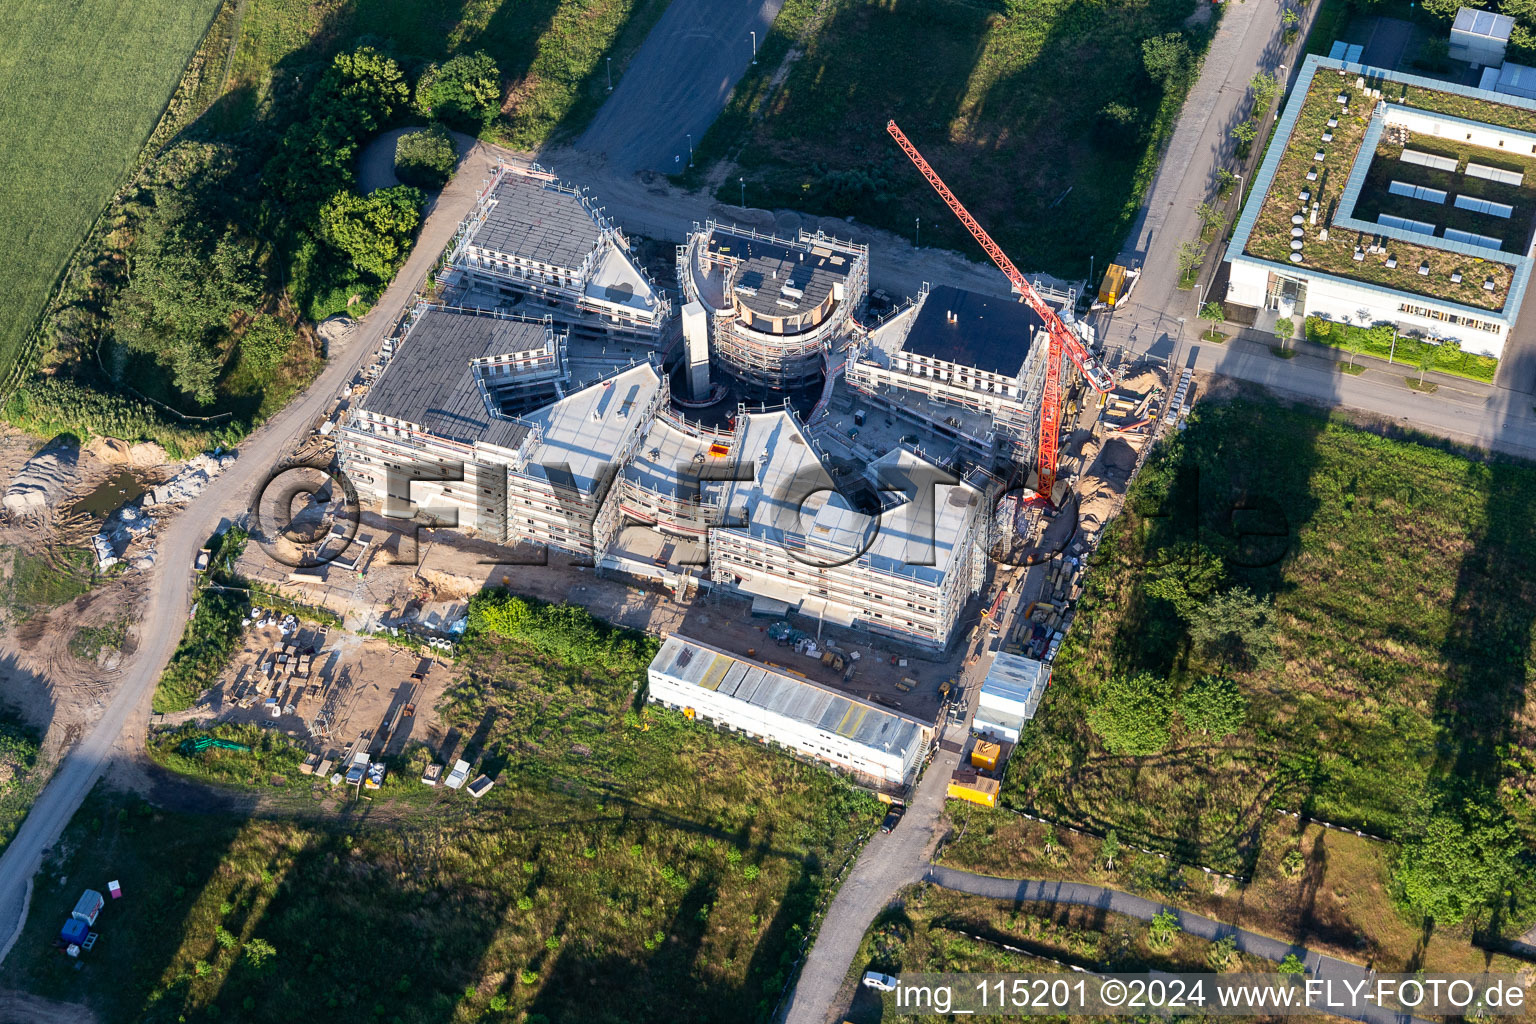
[1388,325,1399,364]
[740,176,746,207]
[686,133,693,167]
[750,31,758,64]
[606,57,613,92]
[915,217,920,249]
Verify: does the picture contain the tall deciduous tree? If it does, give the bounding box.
[418,51,502,128]
[1145,544,1223,619]
[1142,33,1190,84]
[1179,674,1248,738]
[1395,799,1520,924]
[1088,672,1172,755]
[318,186,425,282]
[1189,587,1280,671]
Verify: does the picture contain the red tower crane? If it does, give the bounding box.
[886,120,1115,503]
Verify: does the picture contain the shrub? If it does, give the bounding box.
[417,51,501,128]
[394,124,458,189]
[467,590,658,678]
[1087,672,1172,755]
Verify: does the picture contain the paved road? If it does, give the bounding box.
[0,143,495,968]
[780,566,1046,1024]
[575,0,785,176]
[925,866,1429,1024]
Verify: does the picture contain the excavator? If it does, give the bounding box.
[886,120,1117,504]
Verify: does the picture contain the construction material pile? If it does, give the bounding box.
[143,451,237,507]
[3,437,81,517]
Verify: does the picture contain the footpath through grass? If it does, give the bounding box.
[0,0,221,390]
[1007,395,1536,877]
[14,611,878,1024]
[689,0,1210,277]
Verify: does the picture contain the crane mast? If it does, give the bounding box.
[885,120,1115,502]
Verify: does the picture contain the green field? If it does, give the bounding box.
[0,0,221,390]
[1006,396,1536,881]
[16,598,876,1023]
[689,0,1211,277]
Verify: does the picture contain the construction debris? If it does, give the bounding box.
[3,437,81,517]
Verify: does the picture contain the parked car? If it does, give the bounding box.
[880,804,905,834]
[862,972,899,992]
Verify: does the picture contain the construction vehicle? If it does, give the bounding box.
[887,121,1117,504]
[193,547,212,572]
[178,736,252,756]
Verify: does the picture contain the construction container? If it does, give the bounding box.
[947,770,999,808]
[971,740,1001,772]
[71,889,104,927]
[59,918,89,947]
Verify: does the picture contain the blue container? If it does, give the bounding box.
[60,918,89,946]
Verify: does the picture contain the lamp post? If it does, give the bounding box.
[686,133,693,167]
[915,217,920,249]
[1388,325,1399,364]
[751,31,758,64]
[740,177,746,208]
[606,57,613,92]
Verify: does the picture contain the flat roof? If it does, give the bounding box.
[981,652,1051,707]
[623,417,720,500]
[721,409,836,544]
[361,307,544,448]
[470,172,604,270]
[1228,55,1534,319]
[902,285,1044,376]
[709,226,856,320]
[1453,6,1513,39]
[518,362,661,496]
[649,635,928,759]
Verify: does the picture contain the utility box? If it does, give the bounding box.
[72,889,104,927]
[444,759,471,789]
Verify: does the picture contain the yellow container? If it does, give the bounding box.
[947,772,999,807]
[971,740,1001,772]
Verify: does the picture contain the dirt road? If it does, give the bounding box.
[0,143,494,967]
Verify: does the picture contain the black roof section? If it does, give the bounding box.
[902,285,1044,377]
[709,229,854,320]
[360,308,545,448]
[470,174,603,270]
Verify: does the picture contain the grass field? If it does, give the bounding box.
[1303,315,1500,382]
[688,0,1210,277]
[1005,395,1536,876]
[938,806,1533,972]
[15,621,877,1023]
[0,0,221,389]
[5,546,96,623]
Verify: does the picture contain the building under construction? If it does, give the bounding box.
[845,284,1060,468]
[677,221,868,389]
[450,164,672,343]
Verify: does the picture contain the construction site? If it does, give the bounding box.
[54,133,1185,800]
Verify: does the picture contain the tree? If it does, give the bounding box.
[1230,119,1258,146]
[1200,300,1225,338]
[1394,799,1521,924]
[394,123,458,189]
[1088,672,1172,755]
[1278,953,1307,975]
[1179,675,1248,738]
[1196,201,1226,238]
[1206,935,1239,970]
[1273,316,1295,350]
[1417,338,1445,385]
[1098,101,1139,130]
[1145,543,1223,619]
[239,315,296,376]
[1424,0,1480,18]
[1189,588,1280,671]
[1147,909,1181,950]
[1249,70,1280,109]
[314,46,409,133]
[1100,829,1121,870]
[1281,7,1300,26]
[418,51,502,128]
[1177,240,1205,284]
[1216,167,1238,197]
[318,186,425,281]
[1142,33,1190,84]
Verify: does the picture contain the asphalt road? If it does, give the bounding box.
[0,143,495,968]
[925,866,1431,1024]
[575,0,785,176]
[780,565,1047,1024]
